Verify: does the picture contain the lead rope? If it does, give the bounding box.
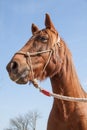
[31,79,87,103]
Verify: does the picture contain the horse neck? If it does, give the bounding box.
[50,41,85,97]
[50,68,85,98]
[50,41,86,119]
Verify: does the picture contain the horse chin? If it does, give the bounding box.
[9,69,30,84]
[15,76,29,84]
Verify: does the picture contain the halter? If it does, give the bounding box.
[13,35,87,103]
[15,35,61,82]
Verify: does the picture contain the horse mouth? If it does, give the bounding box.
[10,69,30,84]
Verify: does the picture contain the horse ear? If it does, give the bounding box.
[31,23,39,35]
[45,13,56,31]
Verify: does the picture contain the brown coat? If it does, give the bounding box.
[6,14,87,130]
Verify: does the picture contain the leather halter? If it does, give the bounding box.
[15,35,61,81]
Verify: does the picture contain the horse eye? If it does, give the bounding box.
[39,36,48,43]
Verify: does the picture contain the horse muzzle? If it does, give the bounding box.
[6,60,30,84]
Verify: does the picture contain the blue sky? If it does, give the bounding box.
[0,0,87,130]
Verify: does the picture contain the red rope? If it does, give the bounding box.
[40,89,51,97]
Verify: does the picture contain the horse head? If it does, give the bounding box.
[6,14,63,84]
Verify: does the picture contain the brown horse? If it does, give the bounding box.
[6,14,87,130]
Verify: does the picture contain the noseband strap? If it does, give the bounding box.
[16,50,52,57]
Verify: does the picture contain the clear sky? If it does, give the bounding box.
[0,0,87,130]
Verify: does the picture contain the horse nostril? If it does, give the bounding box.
[10,61,19,74]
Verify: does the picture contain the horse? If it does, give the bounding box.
[6,13,87,130]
